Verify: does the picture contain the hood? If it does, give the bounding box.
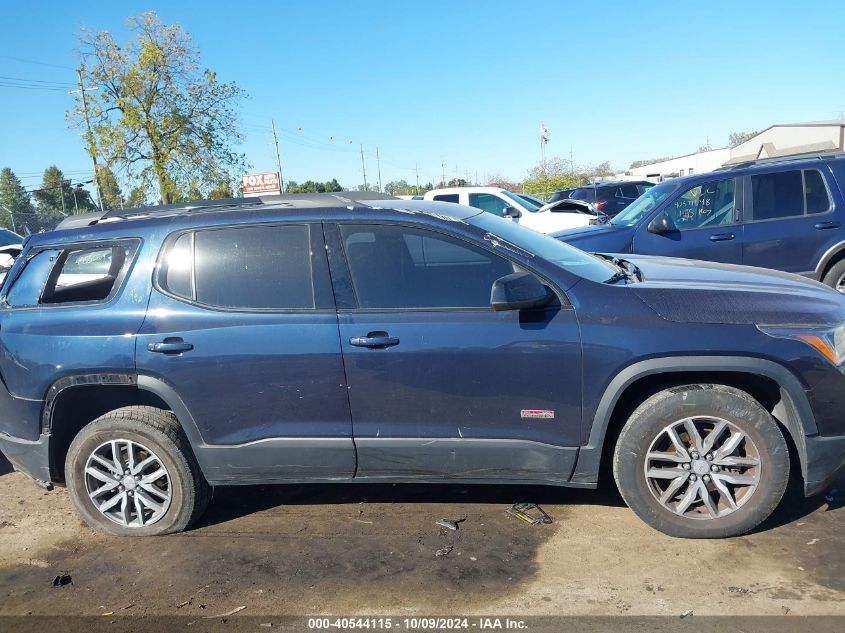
[554,223,634,252]
[627,255,845,326]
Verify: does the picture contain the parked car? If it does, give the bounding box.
[547,188,578,204]
[517,193,547,208]
[554,153,845,292]
[423,186,592,233]
[0,229,24,284]
[1,195,843,539]
[565,181,655,218]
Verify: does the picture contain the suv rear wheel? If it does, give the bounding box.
[65,406,210,536]
[821,259,845,294]
[613,385,789,538]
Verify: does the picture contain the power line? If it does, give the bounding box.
[0,55,75,70]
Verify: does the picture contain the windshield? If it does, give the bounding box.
[518,194,545,208]
[469,212,617,283]
[609,180,681,227]
[501,190,540,212]
[0,229,22,246]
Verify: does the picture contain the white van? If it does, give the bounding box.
[422,186,596,233]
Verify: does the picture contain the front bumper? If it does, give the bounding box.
[804,433,845,496]
[0,432,52,489]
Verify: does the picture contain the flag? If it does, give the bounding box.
[540,123,549,145]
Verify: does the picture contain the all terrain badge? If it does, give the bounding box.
[520,409,555,419]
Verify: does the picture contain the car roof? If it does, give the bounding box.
[37,193,483,247]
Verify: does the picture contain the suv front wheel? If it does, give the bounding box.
[65,406,211,536]
[613,385,789,538]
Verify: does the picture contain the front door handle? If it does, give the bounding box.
[350,332,400,349]
[709,233,736,242]
[147,338,194,354]
[814,221,842,230]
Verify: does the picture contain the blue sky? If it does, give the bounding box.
[2,0,844,193]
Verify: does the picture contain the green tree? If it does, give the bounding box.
[126,183,149,208]
[0,167,33,232]
[728,130,759,148]
[72,12,248,205]
[523,157,581,196]
[384,179,411,196]
[98,166,124,210]
[207,178,234,199]
[33,166,95,215]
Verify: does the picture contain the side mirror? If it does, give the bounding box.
[502,206,521,219]
[490,272,552,311]
[648,213,676,234]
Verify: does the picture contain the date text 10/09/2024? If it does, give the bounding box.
[308,618,529,630]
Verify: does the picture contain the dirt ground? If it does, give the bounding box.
[0,453,842,619]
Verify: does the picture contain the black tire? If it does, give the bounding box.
[821,259,845,293]
[613,385,789,538]
[65,406,210,536]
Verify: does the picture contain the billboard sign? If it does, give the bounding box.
[241,172,281,195]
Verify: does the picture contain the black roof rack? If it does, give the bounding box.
[717,151,845,171]
[55,191,399,230]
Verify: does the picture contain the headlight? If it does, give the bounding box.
[758,324,845,366]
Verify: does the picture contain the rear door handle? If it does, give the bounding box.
[147,338,194,354]
[709,233,736,242]
[349,334,400,349]
[814,221,842,230]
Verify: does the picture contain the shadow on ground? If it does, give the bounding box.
[0,454,12,477]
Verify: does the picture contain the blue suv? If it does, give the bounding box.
[0,194,843,538]
[554,153,845,291]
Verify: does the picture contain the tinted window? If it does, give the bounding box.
[468,193,511,217]
[750,169,830,220]
[188,225,315,310]
[432,194,459,203]
[664,179,735,230]
[341,224,515,309]
[803,169,831,214]
[621,184,639,198]
[161,232,193,299]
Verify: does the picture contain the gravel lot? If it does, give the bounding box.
[0,453,842,619]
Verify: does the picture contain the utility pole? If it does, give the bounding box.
[414,163,420,194]
[59,180,67,216]
[360,144,368,191]
[375,147,383,193]
[271,119,285,191]
[0,205,16,234]
[70,70,103,211]
[441,160,446,186]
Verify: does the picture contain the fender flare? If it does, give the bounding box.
[814,240,845,278]
[570,356,816,485]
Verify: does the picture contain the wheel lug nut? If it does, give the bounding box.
[690,474,697,481]
[706,453,713,461]
[711,465,720,472]
[683,463,691,470]
[703,475,711,483]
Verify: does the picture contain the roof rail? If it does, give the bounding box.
[717,151,845,171]
[55,191,400,230]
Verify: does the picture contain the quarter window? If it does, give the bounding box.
[665,179,735,230]
[6,242,136,307]
[750,169,831,220]
[340,225,515,309]
[432,194,459,203]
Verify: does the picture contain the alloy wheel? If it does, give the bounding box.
[84,439,172,528]
[644,417,761,520]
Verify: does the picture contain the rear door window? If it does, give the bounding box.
[750,169,831,220]
[158,223,332,311]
